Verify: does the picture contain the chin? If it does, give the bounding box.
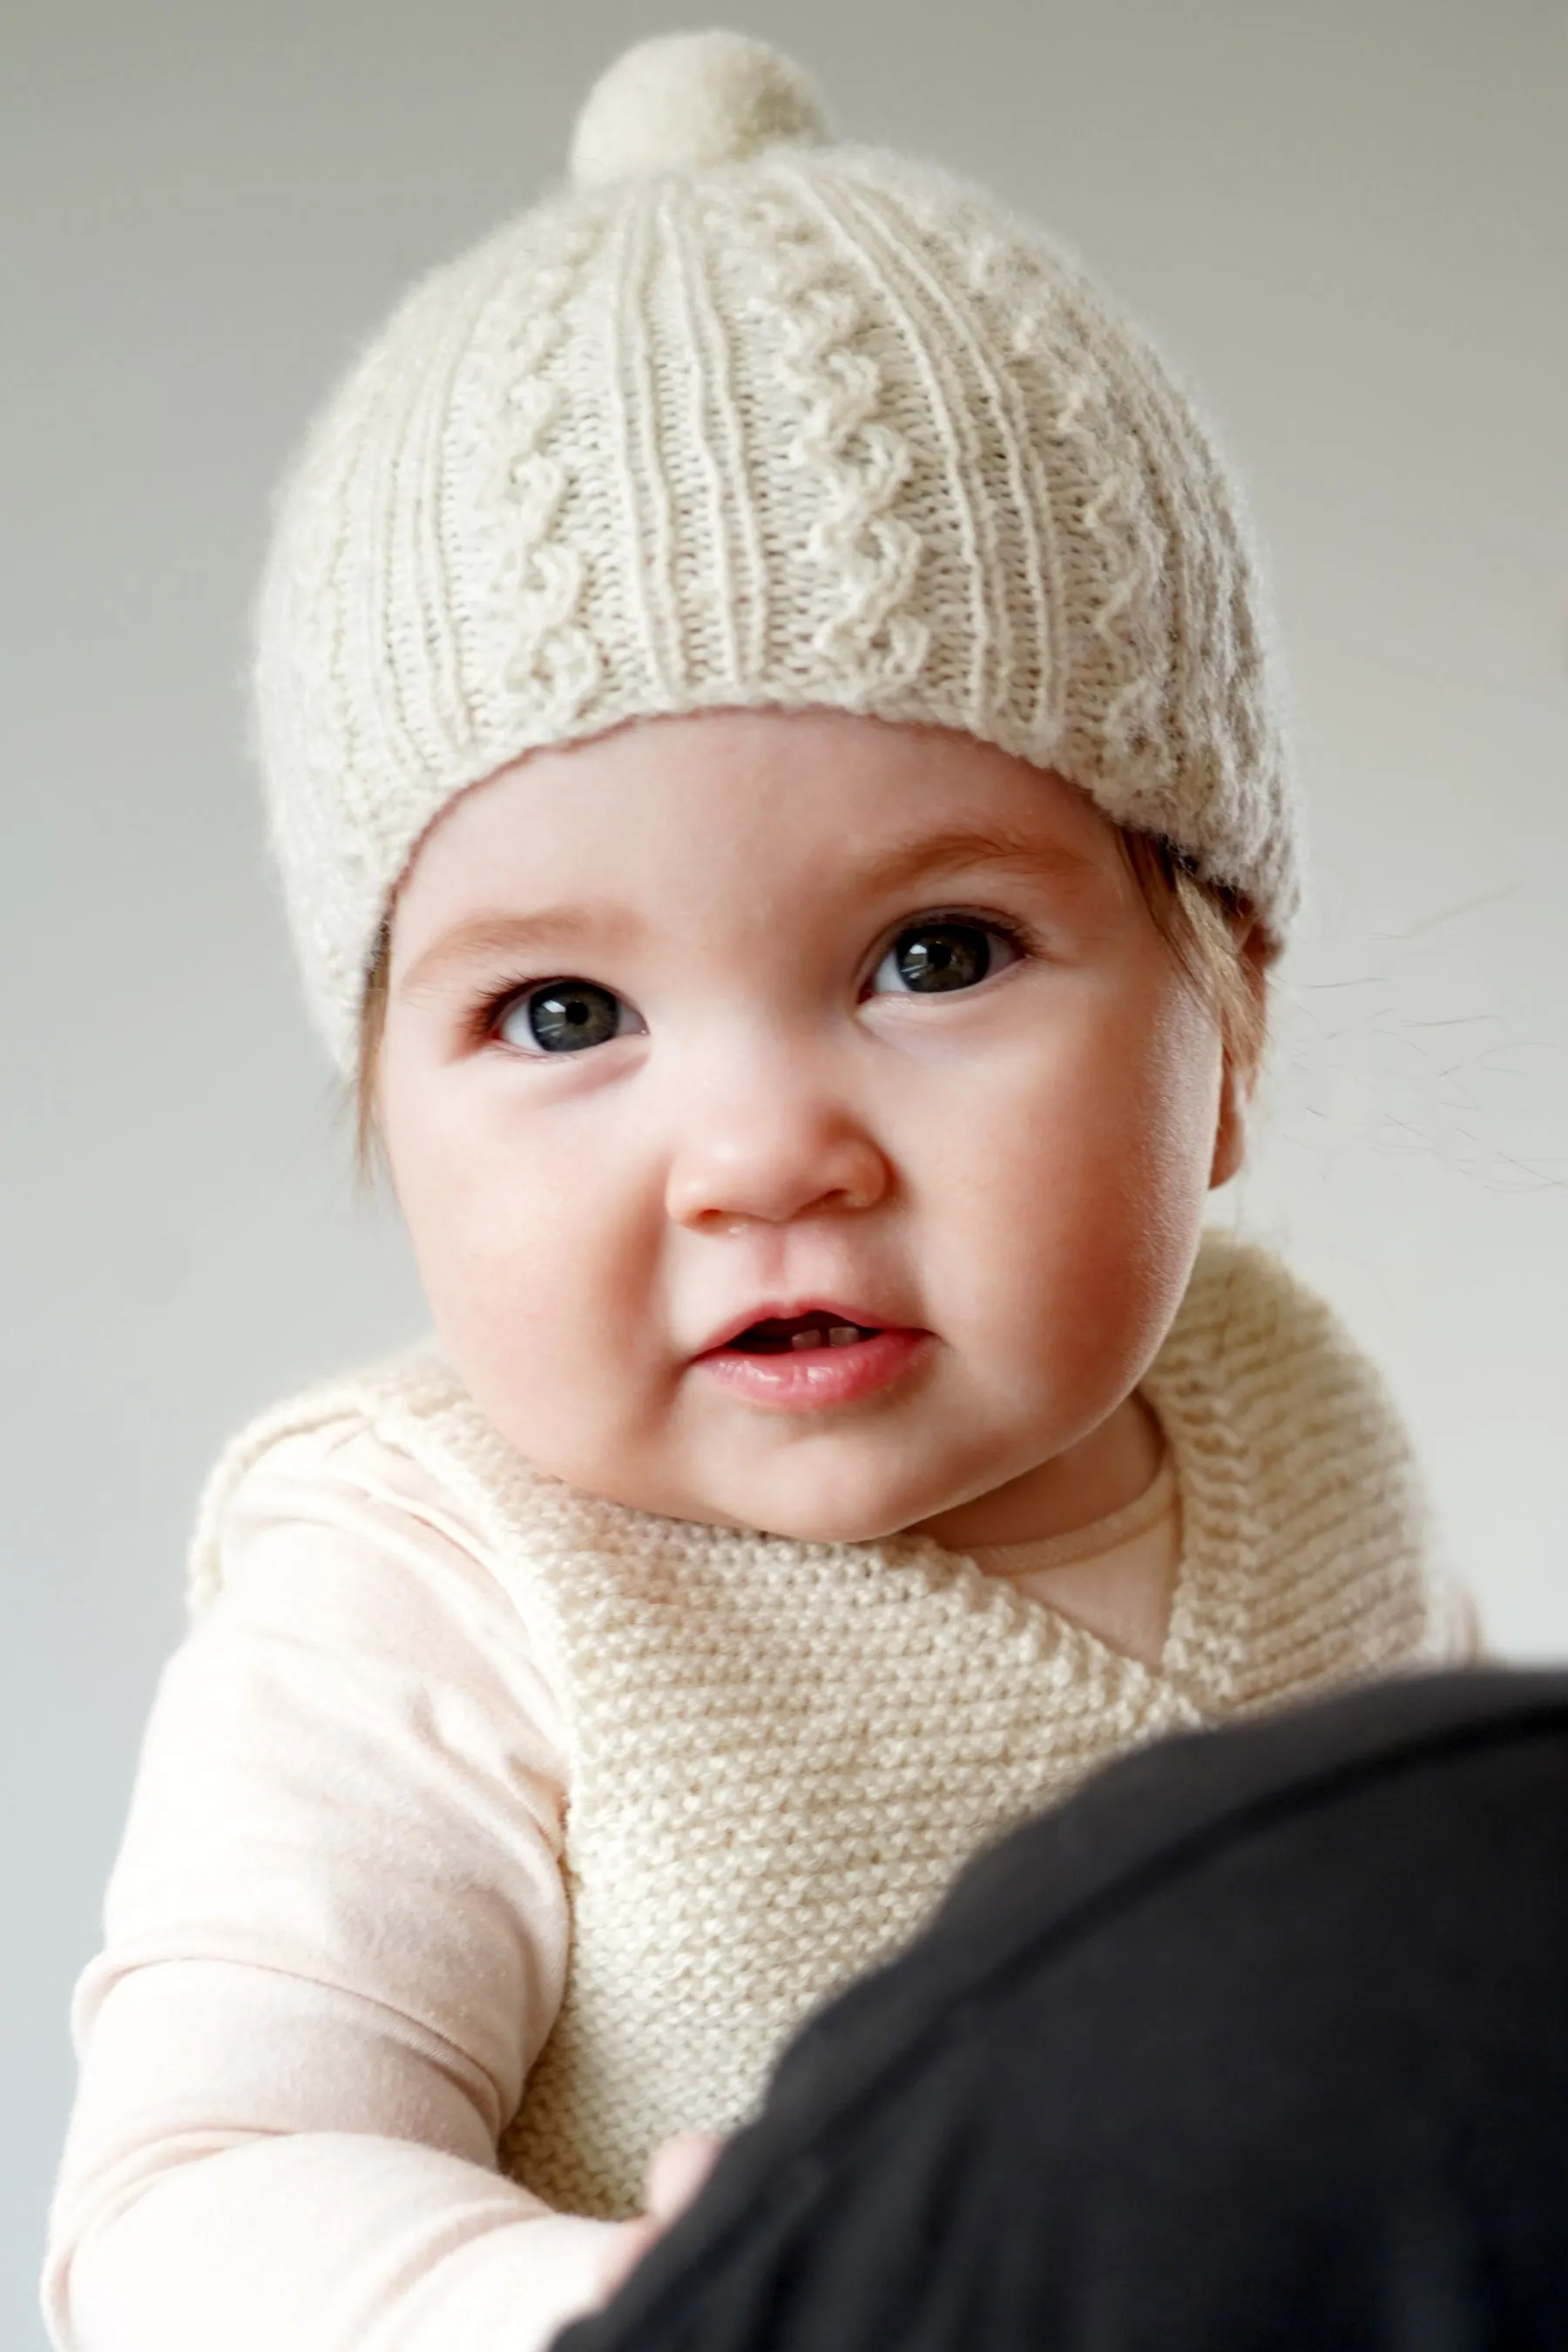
[556,1440,950,1549]
[734,1478,934,1549]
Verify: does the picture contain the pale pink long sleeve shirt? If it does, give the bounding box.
[44,1416,619,2352]
[43,1409,1184,2352]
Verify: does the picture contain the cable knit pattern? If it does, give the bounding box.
[450,210,605,737]
[187,1236,1463,2219]
[253,32,1299,1067]
[751,174,926,693]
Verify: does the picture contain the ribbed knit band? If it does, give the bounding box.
[255,31,1299,1069]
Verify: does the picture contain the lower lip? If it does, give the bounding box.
[694,1328,931,1412]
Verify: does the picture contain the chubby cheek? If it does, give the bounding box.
[931,977,1223,1420]
[386,1097,662,1470]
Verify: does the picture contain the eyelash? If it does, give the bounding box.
[862,909,1037,997]
[470,909,1040,1051]
[469,977,555,1051]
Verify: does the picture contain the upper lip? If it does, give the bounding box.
[693,1298,916,1357]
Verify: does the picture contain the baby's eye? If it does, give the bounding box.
[496,978,637,1054]
[870,919,1021,996]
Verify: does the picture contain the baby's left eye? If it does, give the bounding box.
[870,919,1021,996]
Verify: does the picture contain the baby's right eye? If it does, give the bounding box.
[496,979,637,1055]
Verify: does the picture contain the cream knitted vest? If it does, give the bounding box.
[189,1235,1458,2219]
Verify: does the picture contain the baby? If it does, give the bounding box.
[44,31,1475,2352]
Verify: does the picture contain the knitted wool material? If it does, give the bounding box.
[188,1237,1456,2220]
[254,31,1298,1070]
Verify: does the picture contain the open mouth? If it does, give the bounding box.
[727,1314,882,1354]
[695,1307,929,1410]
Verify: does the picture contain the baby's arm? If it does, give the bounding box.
[42,1421,618,2352]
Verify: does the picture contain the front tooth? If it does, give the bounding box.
[790,1328,821,1351]
[828,1324,860,1346]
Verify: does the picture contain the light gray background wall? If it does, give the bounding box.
[3,2,1565,2342]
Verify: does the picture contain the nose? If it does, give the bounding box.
[664,1044,892,1231]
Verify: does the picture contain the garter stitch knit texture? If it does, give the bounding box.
[254,30,1299,1068]
[188,1237,1463,2220]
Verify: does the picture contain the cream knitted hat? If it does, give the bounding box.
[255,29,1299,1069]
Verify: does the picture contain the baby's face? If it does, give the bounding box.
[378,710,1233,1544]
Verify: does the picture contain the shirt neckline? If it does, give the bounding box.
[965,1449,1179,1581]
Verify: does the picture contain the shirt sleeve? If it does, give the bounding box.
[41,1417,618,2352]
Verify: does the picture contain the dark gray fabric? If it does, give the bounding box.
[557,1669,1568,2352]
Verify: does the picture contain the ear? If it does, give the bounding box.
[1207,929,1269,1192]
[1208,1054,1250,1189]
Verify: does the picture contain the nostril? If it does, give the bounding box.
[666,1125,892,1232]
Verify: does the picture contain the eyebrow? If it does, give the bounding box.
[848,822,1108,902]
[396,907,638,1002]
[395,823,1108,1001]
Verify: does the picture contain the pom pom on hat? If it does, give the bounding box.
[570,30,828,186]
